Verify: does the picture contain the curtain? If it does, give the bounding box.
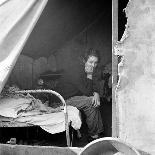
[0,0,48,93]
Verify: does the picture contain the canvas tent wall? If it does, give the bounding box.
[0,0,49,93]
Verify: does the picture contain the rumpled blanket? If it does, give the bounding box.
[16,106,81,134]
[0,97,32,118]
[0,94,81,134]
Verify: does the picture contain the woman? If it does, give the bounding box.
[56,49,104,141]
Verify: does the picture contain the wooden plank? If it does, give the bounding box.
[112,0,119,137]
[0,144,82,155]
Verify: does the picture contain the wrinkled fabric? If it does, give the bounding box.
[0,97,32,118]
[0,95,81,134]
[66,96,104,136]
[0,0,48,93]
[16,106,81,134]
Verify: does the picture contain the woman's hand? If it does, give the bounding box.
[92,92,100,108]
[85,64,94,74]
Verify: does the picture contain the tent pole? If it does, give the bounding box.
[112,0,119,137]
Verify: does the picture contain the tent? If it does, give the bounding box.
[0,0,112,92]
[0,0,112,147]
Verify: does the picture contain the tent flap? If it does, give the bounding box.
[0,0,48,93]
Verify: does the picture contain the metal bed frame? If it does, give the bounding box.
[0,89,71,147]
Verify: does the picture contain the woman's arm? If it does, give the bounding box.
[91,68,102,107]
[75,77,100,108]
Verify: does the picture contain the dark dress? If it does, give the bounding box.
[55,64,104,136]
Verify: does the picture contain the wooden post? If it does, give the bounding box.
[112,0,119,137]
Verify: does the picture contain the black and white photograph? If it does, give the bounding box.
[0,0,154,154]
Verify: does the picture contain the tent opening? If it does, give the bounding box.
[0,0,112,147]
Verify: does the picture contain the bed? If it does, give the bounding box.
[0,89,82,147]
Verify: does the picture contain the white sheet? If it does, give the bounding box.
[16,106,81,134]
[0,96,81,134]
[0,97,32,118]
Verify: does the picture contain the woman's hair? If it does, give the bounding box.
[83,48,100,63]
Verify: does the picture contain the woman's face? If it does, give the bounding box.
[85,55,98,74]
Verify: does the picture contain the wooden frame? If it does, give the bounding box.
[112,0,119,137]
